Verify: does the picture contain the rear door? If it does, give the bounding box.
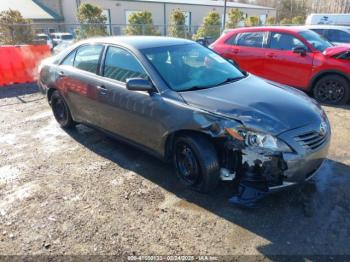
[263,31,314,89]
[222,30,269,76]
[56,44,105,126]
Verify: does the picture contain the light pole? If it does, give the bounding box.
[222,0,227,31]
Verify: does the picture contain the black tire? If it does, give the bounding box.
[313,74,350,105]
[173,134,220,193]
[51,90,75,129]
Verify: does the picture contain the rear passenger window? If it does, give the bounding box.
[225,34,237,45]
[103,46,147,83]
[269,32,306,51]
[74,45,103,74]
[236,32,265,48]
[61,51,76,66]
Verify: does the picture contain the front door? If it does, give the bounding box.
[264,32,314,89]
[97,45,166,150]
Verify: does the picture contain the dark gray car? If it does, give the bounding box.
[38,36,331,206]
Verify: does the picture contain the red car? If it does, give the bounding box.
[211,26,350,105]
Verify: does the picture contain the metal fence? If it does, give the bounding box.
[0,22,225,45]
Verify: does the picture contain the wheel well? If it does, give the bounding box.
[310,71,350,92]
[164,130,214,161]
[47,88,57,104]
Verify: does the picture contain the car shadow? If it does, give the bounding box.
[321,103,350,110]
[66,124,350,256]
[0,83,39,100]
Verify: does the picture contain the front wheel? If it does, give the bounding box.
[313,75,350,105]
[173,134,220,193]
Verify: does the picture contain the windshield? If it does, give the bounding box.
[141,44,244,92]
[299,30,333,52]
[61,35,73,40]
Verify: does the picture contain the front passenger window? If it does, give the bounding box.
[269,32,306,51]
[103,46,147,82]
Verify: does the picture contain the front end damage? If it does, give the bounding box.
[211,125,329,208]
[218,136,289,207]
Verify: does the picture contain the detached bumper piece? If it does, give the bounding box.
[223,140,288,207]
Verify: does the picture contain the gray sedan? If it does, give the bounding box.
[38,36,331,206]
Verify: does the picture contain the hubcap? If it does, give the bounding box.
[316,80,345,104]
[175,142,199,185]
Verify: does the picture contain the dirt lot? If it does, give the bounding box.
[0,84,350,257]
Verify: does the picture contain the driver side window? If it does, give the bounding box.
[269,32,306,51]
[103,46,147,83]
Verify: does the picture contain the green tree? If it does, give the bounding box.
[193,10,221,40]
[291,16,305,25]
[125,11,159,36]
[244,16,260,26]
[76,3,107,39]
[168,9,187,38]
[0,9,33,45]
[266,16,276,25]
[280,18,292,25]
[226,8,244,28]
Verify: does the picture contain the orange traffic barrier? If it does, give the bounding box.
[0,45,51,87]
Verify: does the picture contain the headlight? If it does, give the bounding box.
[225,128,292,152]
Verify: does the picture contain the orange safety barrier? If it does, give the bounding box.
[0,45,51,87]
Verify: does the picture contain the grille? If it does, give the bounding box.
[295,131,327,151]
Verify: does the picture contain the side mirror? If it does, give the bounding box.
[126,78,155,92]
[293,46,307,56]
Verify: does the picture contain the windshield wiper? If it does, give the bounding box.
[183,85,212,91]
[215,76,245,86]
[181,76,245,92]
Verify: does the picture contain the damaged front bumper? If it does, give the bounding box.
[224,123,331,207]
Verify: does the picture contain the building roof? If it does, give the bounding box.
[119,0,275,10]
[0,0,57,20]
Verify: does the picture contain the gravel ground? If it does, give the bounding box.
[0,84,350,257]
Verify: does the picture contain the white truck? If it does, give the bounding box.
[306,14,350,25]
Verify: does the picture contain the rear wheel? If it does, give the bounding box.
[173,134,220,193]
[313,74,350,105]
[51,90,75,129]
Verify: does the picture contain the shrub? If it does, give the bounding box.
[168,9,187,38]
[0,9,33,45]
[125,11,159,36]
[76,3,107,39]
[280,18,292,25]
[291,16,305,25]
[226,8,244,29]
[245,16,260,27]
[193,10,221,40]
[266,17,276,25]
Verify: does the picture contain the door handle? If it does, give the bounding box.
[58,71,65,77]
[232,48,239,54]
[97,85,108,95]
[267,53,275,58]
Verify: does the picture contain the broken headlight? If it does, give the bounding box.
[225,128,292,152]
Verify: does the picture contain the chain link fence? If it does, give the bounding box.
[0,22,225,46]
